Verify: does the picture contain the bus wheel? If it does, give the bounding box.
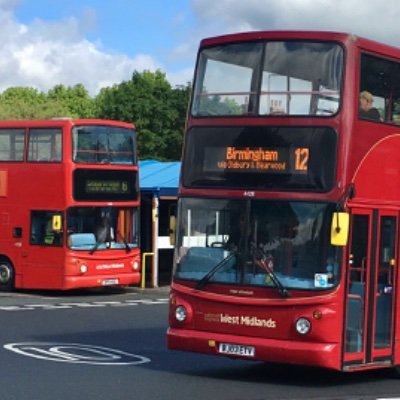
[0,261,14,291]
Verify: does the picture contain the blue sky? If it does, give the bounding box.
[1,0,399,95]
[15,1,194,60]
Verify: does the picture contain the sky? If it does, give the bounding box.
[1,0,400,96]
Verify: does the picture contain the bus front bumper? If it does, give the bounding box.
[167,327,341,371]
[63,272,140,290]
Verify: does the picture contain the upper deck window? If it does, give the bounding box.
[28,128,62,162]
[0,129,25,161]
[72,125,136,165]
[359,53,400,124]
[192,40,343,117]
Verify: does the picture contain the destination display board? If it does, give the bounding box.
[73,169,138,201]
[182,126,337,192]
[85,180,129,194]
[204,146,309,174]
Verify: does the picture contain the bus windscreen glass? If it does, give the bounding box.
[72,125,136,165]
[192,40,343,117]
[173,198,342,291]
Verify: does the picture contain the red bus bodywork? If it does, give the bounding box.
[168,31,400,373]
[0,119,141,290]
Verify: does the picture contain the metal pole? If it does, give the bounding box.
[141,252,154,289]
[151,195,159,288]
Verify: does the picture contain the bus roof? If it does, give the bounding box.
[199,30,400,58]
[0,118,136,129]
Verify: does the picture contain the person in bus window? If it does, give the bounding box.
[359,90,381,120]
[270,99,286,115]
[226,213,248,252]
[96,215,114,243]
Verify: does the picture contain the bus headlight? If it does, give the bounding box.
[175,305,188,322]
[295,317,311,335]
[80,264,88,274]
[132,260,139,271]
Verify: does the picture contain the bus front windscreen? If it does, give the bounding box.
[173,198,341,292]
[67,206,139,252]
[72,125,136,165]
[192,40,343,117]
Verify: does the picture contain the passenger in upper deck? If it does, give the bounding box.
[359,90,381,121]
[269,99,286,115]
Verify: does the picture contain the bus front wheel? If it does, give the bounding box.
[0,261,14,291]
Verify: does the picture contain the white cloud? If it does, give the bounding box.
[0,0,21,11]
[190,0,400,47]
[0,3,160,95]
[168,0,400,87]
[3,0,400,97]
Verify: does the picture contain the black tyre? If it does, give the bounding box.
[0,261,14,291]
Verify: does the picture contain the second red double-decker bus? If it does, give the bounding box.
[168,30,400,373]
[0,118,140,291]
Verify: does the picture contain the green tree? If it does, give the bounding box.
[165,84,191,160]
[0,72,191,160]
[0,87,70,119]
[95,70,191,160]
[47,84,95,118]
[196,94,243,115]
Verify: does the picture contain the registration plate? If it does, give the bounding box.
[103,278,119,286]
[218,343,255,357]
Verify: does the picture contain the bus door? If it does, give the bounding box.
[21,211,65,288]
[343,209,397,368]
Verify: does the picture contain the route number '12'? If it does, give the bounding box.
[294,148,309,171]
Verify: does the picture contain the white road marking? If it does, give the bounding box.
[0,298,169,311]
[4,342,151,365]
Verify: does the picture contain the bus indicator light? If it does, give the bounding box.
[313,310,322,320]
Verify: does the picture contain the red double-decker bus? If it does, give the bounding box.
[0,118,140,291]
[167,31,400,373]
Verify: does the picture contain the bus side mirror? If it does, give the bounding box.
[169,215,176,246]
[52,215,62,232]
[330,212,349,246]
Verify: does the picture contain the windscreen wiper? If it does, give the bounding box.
[89,240,101,255]
[196,253,236,290]
[255,257,290,298]
[117,229,132,253]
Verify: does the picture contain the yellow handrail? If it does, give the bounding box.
[141,252,154,289]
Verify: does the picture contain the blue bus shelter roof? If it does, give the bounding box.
[139,160,180,197]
